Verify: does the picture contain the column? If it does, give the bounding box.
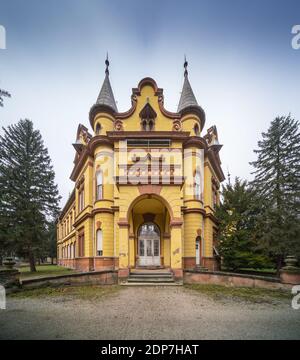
[170,219,183,280]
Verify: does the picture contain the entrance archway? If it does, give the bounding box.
[127,195,171,268]
[138,222,160,266]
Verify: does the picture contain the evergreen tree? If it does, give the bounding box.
[250,115,300,272]
[0,119,60,271]
[0,88,11,107]
[216,177,271,271]
[46,220,58,265]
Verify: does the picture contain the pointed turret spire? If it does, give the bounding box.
[95,54,118,112]
[177,56,199,113]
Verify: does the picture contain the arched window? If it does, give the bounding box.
[96,170,103,200]
[142,120,147,131]
[194,123,200,136]
[148,119,154,131]
[95,123,101,135]
[96,229,103,256]
[194,170,201,200]
[140,103,156,131]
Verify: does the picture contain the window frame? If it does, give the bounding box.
[78,231,85,257]
[96,229,103,256]
[96,170,103,201]
[194,170,202,200]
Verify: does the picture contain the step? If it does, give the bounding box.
[121,282,182,286]
[129,273,173,278]
[127,277,175,283]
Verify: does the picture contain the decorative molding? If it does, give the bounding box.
[138,185,162,195]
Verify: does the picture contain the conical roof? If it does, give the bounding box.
[96,73,118,112]
[177,75,198,112]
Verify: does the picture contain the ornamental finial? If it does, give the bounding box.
[184,55,188,77]
[105,52,109,75]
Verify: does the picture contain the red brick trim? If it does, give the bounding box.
[183,257,196,269]
[170,218,183,228]
[118,218,130,228]
[138,185,162,195]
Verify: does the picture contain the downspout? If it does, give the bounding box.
[93,165,95,271]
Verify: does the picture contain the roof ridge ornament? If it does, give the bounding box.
[105,52,109,76]
[184,55,188,77]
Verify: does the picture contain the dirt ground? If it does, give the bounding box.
[0,285,299,340]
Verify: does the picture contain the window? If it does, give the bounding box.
[194,171,201,200]
[96,229,103,256]
[140,103,156,131]
[95,123,101,135]
[73,242,76,258]
[78,231,85,257]
[194,124,200,136]
[96,171,103,200]
[127,139,170,148]
[141,118,154,131]
[212,185,218,210]
[78,186,84,212]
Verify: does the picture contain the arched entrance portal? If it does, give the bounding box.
[128,195,172,268]
[138,223,160,266]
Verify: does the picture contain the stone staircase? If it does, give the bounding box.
[121,269,182,286]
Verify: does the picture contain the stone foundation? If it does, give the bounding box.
[183,257,196,269]
[94,257,118,271]
[183,257,220,271]
[118,268,130,283]
[280,270,300,285]
[172,268,183,280]
[21,270,118,290]
[184,269,292,290]
[202,257,220,271]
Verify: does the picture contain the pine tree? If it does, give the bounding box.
[250,115,300,272]
[216,178,270,271]
[0,88,11,107]
[0,119,61,271]
[46,220,58,265]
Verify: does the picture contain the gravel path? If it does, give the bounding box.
[0,286,299,340]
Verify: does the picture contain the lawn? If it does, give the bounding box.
[185,284,291,303]
[9,284,121,300]
[19,265,77,280]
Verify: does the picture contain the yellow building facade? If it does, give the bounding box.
[57,59,224,281]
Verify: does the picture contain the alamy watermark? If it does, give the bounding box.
[0,25,6,49]
[291,25,300,49]
[0,285,6,310]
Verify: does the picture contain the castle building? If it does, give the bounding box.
[57,58,224,281]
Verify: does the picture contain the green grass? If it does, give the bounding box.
[19,265,76,280]
[9,284,121,300]
[185,284,291,303]
[238,268,277,274]
[221,267,277,275]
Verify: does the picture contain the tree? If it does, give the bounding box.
[46,221,58,265]
[0,119,61,271]
[0,89,11,107]
[216,177,271,271]
[250,115,300,272]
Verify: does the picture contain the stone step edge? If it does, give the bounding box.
[121,282,183,286]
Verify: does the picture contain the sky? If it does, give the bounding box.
[0,0,299,207]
